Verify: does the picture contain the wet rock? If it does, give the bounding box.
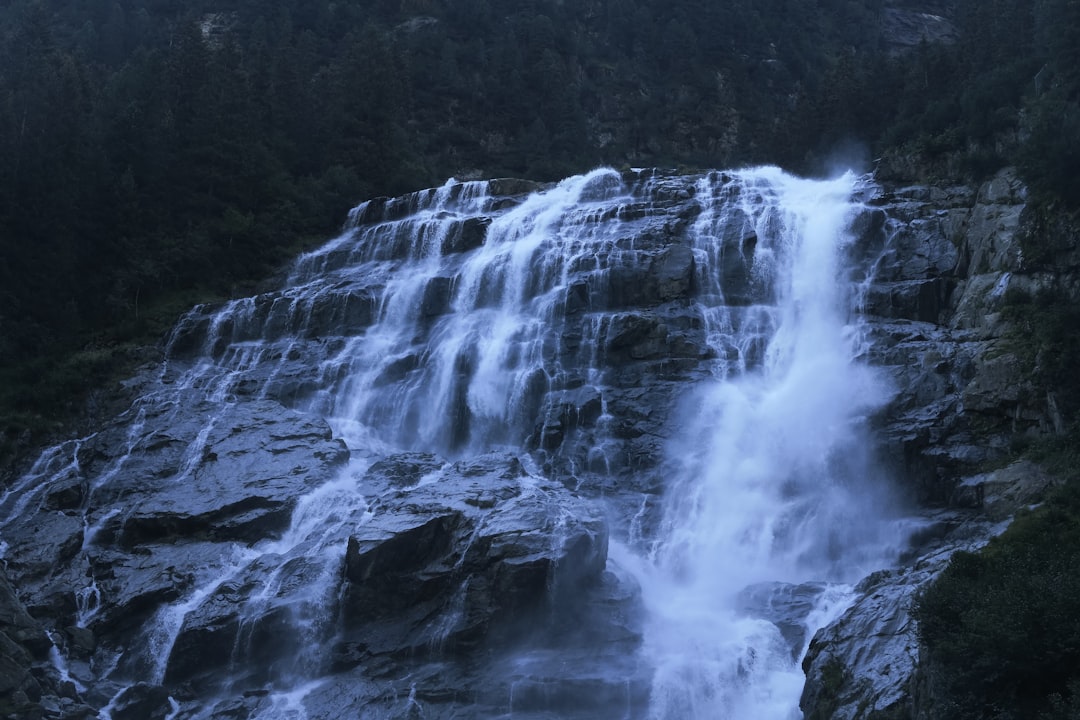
[850,207,888,255]
[161,583,246,686]
[486,178,545,197]
[0,566,53,717]
[960,348,1033,414]
[605,313,669,362]
[862,167,1042,496]
[563,280,591,315]
[951,460,1058,519]
[0,641,32,697]
[366,452,446,488]
[50,698,97,719]
[1,511,84,583]
[162,544,346,690]
[801,564,923,720]
[0,395,348,703]
[303,287,378,338]
[651,244,695,302]
[163,309,215,357]
[108,683,173,720]
[738,582,831,661]
[802,167,1064,720]
[799,512,1000,720]
[42,477,84,511]
[444,217,490,254]
[864,278,954,323]
[339,452,608,658]
[420,276,454,317]
[64,626,95,658]
[718,234,758,305]
[2,167,1068,720]
[320,565,645,720]
[553,385,604,430]
[86,543,216,639]
[373,353,421,387]
[81,399,349,546]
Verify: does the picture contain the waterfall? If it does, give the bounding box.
[1,167,907,720]
[620,168,899,719]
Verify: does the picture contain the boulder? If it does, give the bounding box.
[420,276,454,317]
[338,452,609,658]
[444,217,491,254]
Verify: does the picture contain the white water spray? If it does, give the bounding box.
[628,168,899,719]
[2,167,911,720]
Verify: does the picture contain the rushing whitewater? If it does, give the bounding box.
[0,167,907,720]
[624,169,899,719]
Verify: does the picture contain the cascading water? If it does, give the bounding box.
[283,169,631,457]
[620,169,900,719]
[0,167,909,720]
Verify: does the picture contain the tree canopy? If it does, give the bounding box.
[0,0,1076,442]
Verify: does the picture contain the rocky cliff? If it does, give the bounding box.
[800,168,1073,719]
[0,167,1064,720]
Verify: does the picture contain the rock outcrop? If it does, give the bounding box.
[338,452,608,654]
[0,391,350,718]
[0,565,53,719]
[799,168,1071,719]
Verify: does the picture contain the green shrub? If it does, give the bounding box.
[917,478,1080,719]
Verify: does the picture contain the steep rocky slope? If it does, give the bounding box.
[0,167,1066,719]
[801,168,1072,719]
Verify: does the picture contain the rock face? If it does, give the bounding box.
[339,452,608,653]
[0,565,53,719]
[799,168,1073,719]
[0,167,1060,719]
[321,452,631,719]
[864,170,1038,500]
[0,173,644,719]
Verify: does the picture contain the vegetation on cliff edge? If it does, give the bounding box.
[917,212,1080,719]
[0,0,1077,460]
[916,475,1080,719]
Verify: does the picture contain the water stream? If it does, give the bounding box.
[0,167,907,719]
[623,169,900,719]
